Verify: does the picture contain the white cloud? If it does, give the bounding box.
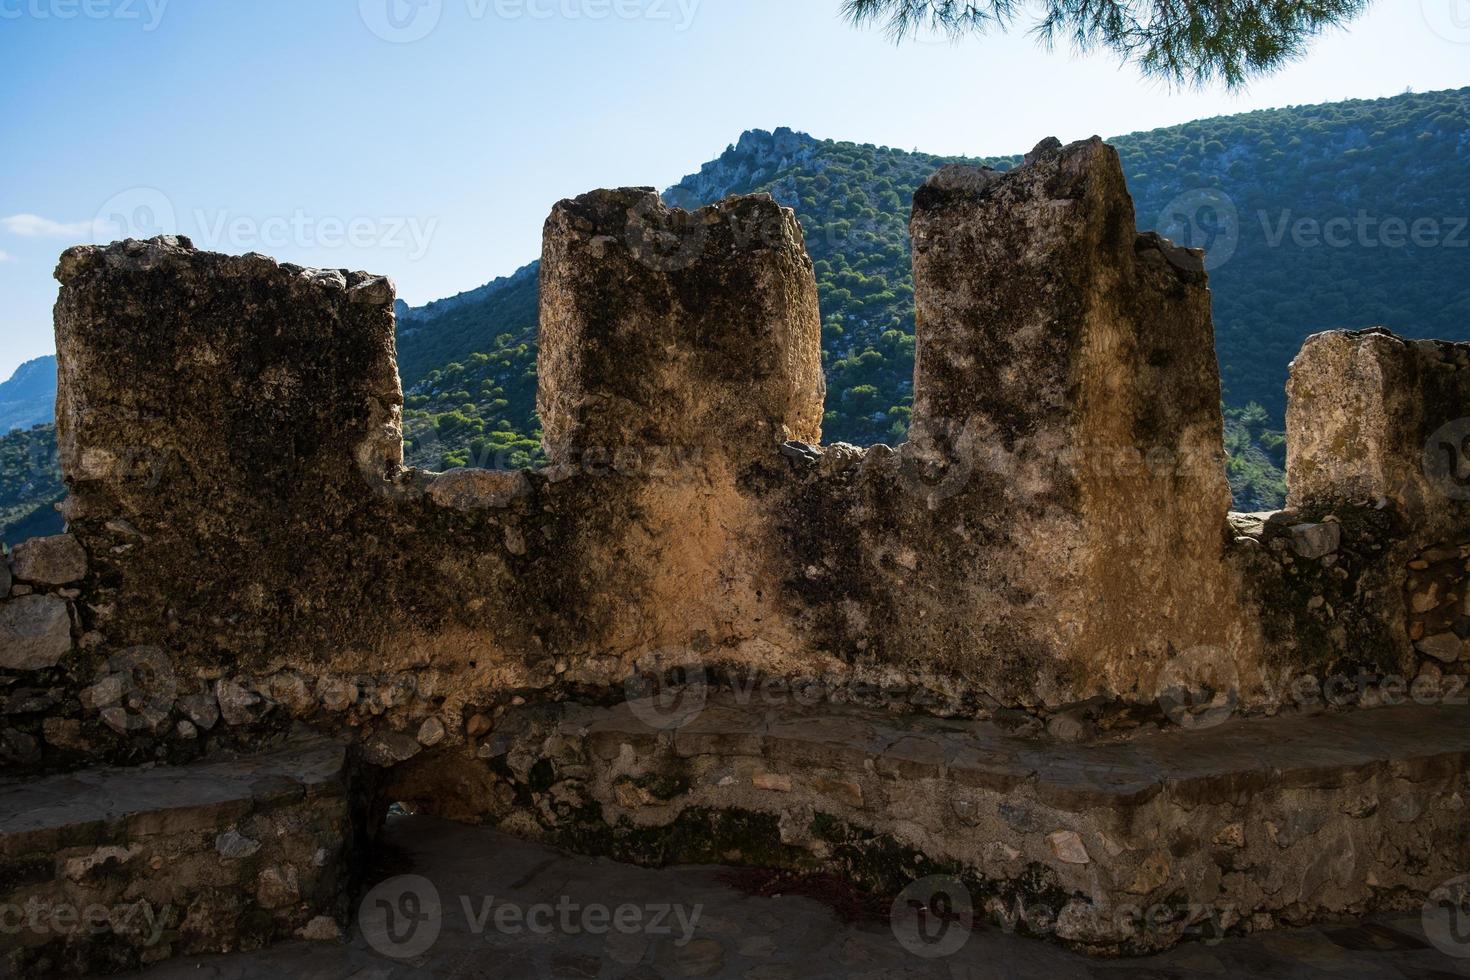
[0,250,12,262]
[2,214,93,238]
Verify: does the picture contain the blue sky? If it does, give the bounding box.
[1,0,1467,379]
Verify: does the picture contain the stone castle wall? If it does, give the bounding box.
[2,137,1468,782]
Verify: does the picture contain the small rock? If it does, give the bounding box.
[178,693,220,730]
[1213,823,1245,848]
[998,802,1042,834]
[809,776,863,808]
[63,845,140,882]
[0,560,10,596]
[503,525,527,556]
[296,916,341,942]
[1047,830,1090,865]
[317,676,358,712]
[1046,711,1094,743]
[425,468,530,511]
[176,719,198,740]
[1417,632,1467,664]
[256,866,300,910]
[465,713,493,738]
[265,672,315,717]
[216,829,262,860]
[986,841,1022,863]
[752,772,792,792]
[614,780,654,809]
[780,441,822,465]
[42,717,86,752]
[0,594,74,670]
[1412,585,1442,614]
[364,730,423,766]
[1127,853,1172,893]
[80,675,126,711]
[215,677,262,725]
[100,707,131,735]
[1289,522,1341,560]
[417,717,447,747]
[10,534,88,585]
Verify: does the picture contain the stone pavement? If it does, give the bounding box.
[116,814,1470,980]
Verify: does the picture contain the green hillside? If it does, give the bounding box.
[0,424,63,543]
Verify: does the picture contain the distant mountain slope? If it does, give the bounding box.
[1115,90,1470,416]
[0,423,62,544]
[0,356,57,434]
[395,262,539,387]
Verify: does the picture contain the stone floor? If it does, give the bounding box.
[117,814,1470,980]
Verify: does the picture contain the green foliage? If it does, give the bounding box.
[0,424,63,543]
[840,0,1373,88]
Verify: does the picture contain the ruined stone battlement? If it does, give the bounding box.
[3,137,1470,972]
[6,136,1468,761]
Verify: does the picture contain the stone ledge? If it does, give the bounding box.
[0,739,357,976]
[585,696,1470,810]
[483,696,1470,954]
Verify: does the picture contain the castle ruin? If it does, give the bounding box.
[2,137,1469,973]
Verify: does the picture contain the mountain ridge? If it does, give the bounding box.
[5,87,1469,541]
[0,355,57,435]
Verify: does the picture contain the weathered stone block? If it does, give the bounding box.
[0,594,73,671]
[1287,327,1470,538]
[538,190,824,467]
[906,137,1237,686]
[52,237,405,663]
[10,534,87,586]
